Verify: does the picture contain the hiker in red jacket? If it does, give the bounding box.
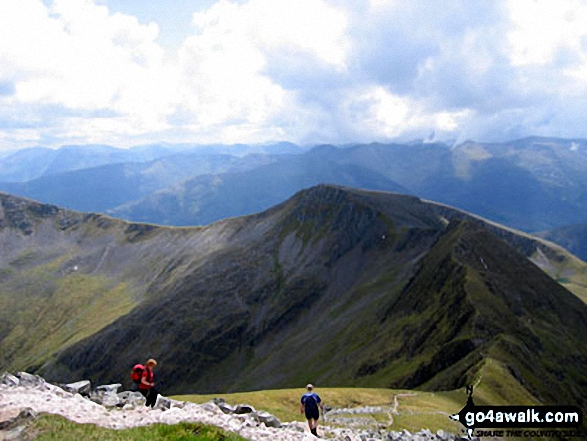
[139,359,158,408]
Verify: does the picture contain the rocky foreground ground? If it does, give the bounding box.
[0,373,472,441]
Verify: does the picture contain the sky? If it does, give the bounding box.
[2,0,587,150]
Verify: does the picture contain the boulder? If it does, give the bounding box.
[15,372,45,388]
[154,396,172,411]
[201,402,224,414]
[94,383,122,394]
[211,400,280,428]
[61,380,91,396]
[168,398,186,409]
[217,402,237,414]
[255,410,282,428]
[44,383,73,398]
[0,408,37,430]
[0,373,19,387]
[98,393,120,407]
[90,384,122,407]
[234,404,255,414]
[117,391,145,408]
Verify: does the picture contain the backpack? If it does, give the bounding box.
[303,393,318,410]
[131,364,145,383]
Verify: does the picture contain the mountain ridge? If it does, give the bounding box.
[107,157,410,226]
[2,186,585,418]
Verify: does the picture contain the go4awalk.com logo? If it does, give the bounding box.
[450,386,584,439]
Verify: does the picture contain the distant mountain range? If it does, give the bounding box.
[1,137,586,237]
[1,186,586,415]
[0,142,303,183]
[309,138,587,232]
[108,155,409,226]
[0,153,275,214]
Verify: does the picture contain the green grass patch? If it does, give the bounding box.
[531,246,587,303]
[27,414,246,441]
[175,387,465,433]
[473,358,540,407]
[0,260,136,371]
[561,272,587,304]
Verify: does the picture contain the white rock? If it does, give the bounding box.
[95,384,122,394]
[0,373,19,387]
[62,380,91,396]
[15,372,44,388]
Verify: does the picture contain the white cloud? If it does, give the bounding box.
[170,0,349,141]
[0,0,176,145]
[340,85,472,141]
[191,0,349,68]
[1,0,167,108]
[0,0,351,148]
[507,0,587,66]
[2,0,587,149]
[344,86,411,138]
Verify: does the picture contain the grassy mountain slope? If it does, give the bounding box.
[421,199,587,303]
[376,220,586,408]
[0,194,156,369]
[3,186,580,415]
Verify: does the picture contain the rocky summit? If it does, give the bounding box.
[0,372,474,441]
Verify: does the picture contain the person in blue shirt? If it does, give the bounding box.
[300,383,324,437]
